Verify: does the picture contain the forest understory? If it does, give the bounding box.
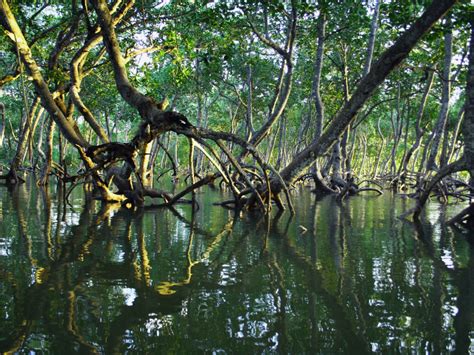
[0,0,473,231]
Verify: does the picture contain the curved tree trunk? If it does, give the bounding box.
[0,102,5,148]
[5,97,40,183]
[363,0,381,76]
[38,117,56,186]
[372,117,385,178]
[426,18,452,171]
[446,107,465,165]
[463,20,474,188]
[411,15,474,222]
[313,13,326,142]
[242,0,297,154]
[400,69,435,183]
[0,1,88,148]
[274,0,456,191]
[245,64,255,141]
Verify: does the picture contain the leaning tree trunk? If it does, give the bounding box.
[27,106,44,165]
[426,18,452,171]
[5,97,40,184]
[274,0,457,193]
[0,102,5,148]
[372,117,385,178]
[410,16,474,223]
[0,0,134,202]
[446,107,465,165]
[313,12,326,142]
[0,1,88,148]
[245,64,255,141]
[400,69,435,185]
[463,21,474,190]
[38,117,56,186]
[363,0,381,76]
[241,0,297,156]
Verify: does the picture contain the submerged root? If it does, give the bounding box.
[447,204,474,230]
[399,159,468,220]
[0,169,26,185]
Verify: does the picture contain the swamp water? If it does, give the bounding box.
[0,182,472,353]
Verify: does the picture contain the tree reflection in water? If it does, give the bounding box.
[0,183,472,353]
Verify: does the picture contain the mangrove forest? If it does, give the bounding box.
[0,0,473,352]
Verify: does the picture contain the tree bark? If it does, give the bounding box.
[462,19,474,185]
[276,0,457,190]
[246,64,255,141]
[91,0,191,152]
[0,103,5,148]
[411,15,474,220]
[38,116,56,186]
[401,69,435,180]
[363,0,381,76]
[446,107,464,165]
[312,13,326,141]
[7,97,40,182]
[243,0,297,152]
[0,0,88,148]
[426,17,452,171]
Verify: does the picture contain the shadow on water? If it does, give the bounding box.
[0,183,472,353]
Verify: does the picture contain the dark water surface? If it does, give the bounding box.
[0,182,472,353]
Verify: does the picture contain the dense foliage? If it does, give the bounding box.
[0,0,472,222]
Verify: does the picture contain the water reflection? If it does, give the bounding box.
[0,183,472,353]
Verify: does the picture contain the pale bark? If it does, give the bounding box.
[276,0,457,189]
[426,18,452,171]
[401,69,435,178]
[462,20,474,180]
[244,0,297,151]
[313,13,326,141]
[38,117,56,186]
[411,16,474,221]
[91,0,190,151]
[69,0,132,144]
[9,97,40,175]
[0,0,88,148]
[0,103,5,147]
[27,106,45,164]
[363,0,381,76]
[446,107,464,164]
[246,64,255,140]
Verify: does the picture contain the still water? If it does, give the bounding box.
[0,182,472,353]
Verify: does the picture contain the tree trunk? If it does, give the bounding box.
[446,107,465,165]
[331,141,343,187]
[243,0,297,153]
[0,103,5,148]
[7,97,40,183]
[38,116,56,186]
[276,115,287,170]
[389,86,403,178]
[462,19,474,186]
[373,117,385,178]
[426,18,452,171]
[139,140,153,187]
[313,13,326,141]
[275,0,456,190]
[412,16,474,221]
[401,69,435,182]
[246,64,254,141]
[0,1,88,148]
[363,0,381,76]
